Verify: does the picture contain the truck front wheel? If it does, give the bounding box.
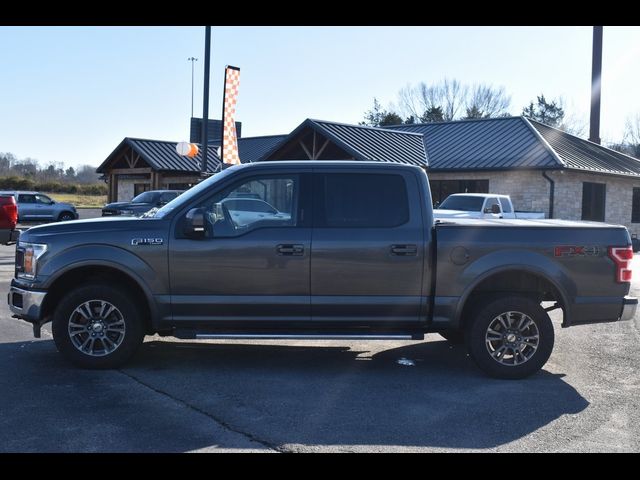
[52,283,144,369]
[466,296,554,379]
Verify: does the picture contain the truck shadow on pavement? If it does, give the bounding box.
[125,338,589,450]
[0,337,588,452]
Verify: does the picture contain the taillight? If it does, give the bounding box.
[608,246,633,283]
[1,203,17,227]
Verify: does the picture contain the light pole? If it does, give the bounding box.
[188,56,198,118]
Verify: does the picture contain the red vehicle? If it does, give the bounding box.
[0,195,20,244]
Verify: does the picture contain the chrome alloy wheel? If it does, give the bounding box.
[67,300,126,357]
[485,310,540,366]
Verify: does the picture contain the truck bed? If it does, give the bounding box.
[431,217,631,330]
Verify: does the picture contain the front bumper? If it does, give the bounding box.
[8,284,47,322]
[621,296,638,321]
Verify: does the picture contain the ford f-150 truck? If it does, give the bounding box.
[434,193,546,219]
[8,162,637,379]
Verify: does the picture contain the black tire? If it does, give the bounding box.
[58,211,75,222]
[52,283,144,369]
[439,330,465,344]
[466,296,554,379]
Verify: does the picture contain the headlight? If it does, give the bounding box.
[120,209,134,216]
[18,242,47,280]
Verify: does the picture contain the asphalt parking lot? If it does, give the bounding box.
[1,216,639,452]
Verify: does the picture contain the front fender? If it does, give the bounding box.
[35,244,163,325]
[454,249,574,326]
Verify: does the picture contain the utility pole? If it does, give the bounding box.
[188,57,198,118]
[201,26,211,174]
[589,26,603,145]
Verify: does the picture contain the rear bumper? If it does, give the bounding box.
[0,229,20,245]
[8,284,47,322]
[621,296,638,321]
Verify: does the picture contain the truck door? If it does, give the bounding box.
[168,172,312,325]
[482,196,503,219]
[310,168,425,327]
[17,194,36,220]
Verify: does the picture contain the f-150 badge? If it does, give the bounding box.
[131,238,164,246]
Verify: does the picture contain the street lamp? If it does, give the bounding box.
[188,56,198,118]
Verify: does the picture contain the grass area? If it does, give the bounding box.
[47,193,107,208]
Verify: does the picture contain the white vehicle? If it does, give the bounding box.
[433,193,545,220]
[221,198,291,227]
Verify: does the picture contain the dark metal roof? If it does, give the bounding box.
[97,135,288,174]
[388,117,561,171]
[529,119,640,176]
[261,119,428,167]
[218,134,287,163]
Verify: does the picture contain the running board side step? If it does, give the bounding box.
[174,330,423,341]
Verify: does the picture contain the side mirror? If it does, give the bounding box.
[184,207,206,238]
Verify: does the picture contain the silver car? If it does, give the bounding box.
[0,191,78,222]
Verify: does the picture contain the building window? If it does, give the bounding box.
[134,183,151,196]
[632,188,640,223]
[429,179,489,205]
[582,182,606,222]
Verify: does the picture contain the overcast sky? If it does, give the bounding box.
[1,26,638,168]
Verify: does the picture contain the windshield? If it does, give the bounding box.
[151,165,242,218]
[131,191,158,204]
[438,195,485,212]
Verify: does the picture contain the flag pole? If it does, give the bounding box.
[201,26,212,175]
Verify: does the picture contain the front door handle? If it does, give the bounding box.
[390,244,418,256]
[276,244,304,256]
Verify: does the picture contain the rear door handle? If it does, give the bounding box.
[390,244,418,256]
[276,244,304,256]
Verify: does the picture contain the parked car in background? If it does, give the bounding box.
[0,191,78,222]
[221,197,291,228]
[102,190,183,217]
[434,193,546,220]
[0,195,19,244]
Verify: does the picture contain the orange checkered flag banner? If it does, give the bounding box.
[221,65,241,166]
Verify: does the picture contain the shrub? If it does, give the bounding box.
[0,176,107,195]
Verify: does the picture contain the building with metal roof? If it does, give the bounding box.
[261,119,428,167]
[98,115,640,236]
[384,116,640,234]
[97,134,287,202]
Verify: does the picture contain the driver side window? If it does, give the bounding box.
[197,175,298,238]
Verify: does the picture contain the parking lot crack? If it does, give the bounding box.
[117,369,285,452]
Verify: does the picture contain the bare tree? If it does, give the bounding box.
[440,78,466,121]
[622,114,640,158]
[465,84,511,118]
[397,78,510,122]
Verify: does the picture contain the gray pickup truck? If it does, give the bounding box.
[8,162,637,378]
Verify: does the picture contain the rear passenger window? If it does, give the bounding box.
[316,173,409,228]
[499,198,512,213]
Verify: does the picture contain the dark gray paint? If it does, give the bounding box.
[9,161,634,339]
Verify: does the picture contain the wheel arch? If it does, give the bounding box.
[41,263,156,334]
[456,266,571,329]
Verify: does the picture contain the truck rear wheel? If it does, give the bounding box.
[52,283,144,369]
[466,296,554,379]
